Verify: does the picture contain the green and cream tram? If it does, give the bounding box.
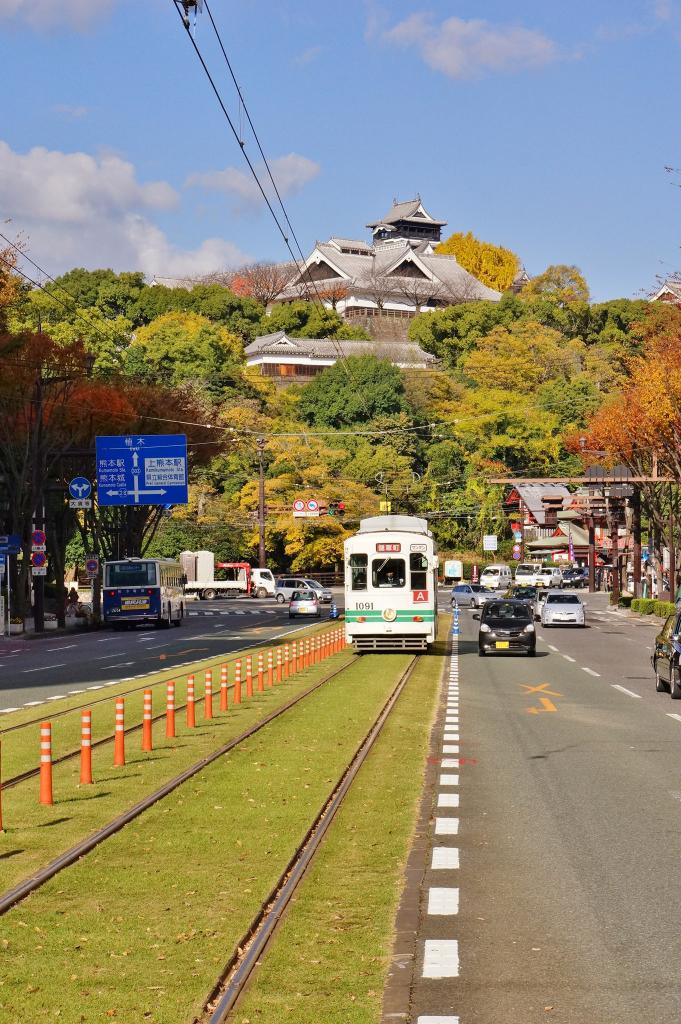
[344,515,438,651]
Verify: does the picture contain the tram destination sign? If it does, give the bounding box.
[96,434,188,507]
[376,542,401,553]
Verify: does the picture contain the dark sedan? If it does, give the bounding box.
[652,609,681,698]
[476,598,536,656]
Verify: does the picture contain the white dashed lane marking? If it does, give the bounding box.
[417,1018,460,1024]
[612,684,642,699]
[428,887,459,915]
[562,654,576,663]
[582,667,600,677]
[422,939,460,978]
[442,744,459,754]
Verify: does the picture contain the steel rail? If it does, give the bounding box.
[0,655,357,917]
[203,655,420,1023]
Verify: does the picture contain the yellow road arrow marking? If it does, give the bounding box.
[527,697,558,714]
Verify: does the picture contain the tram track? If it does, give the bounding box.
[0,654,358,917]
[201,654,420,1023]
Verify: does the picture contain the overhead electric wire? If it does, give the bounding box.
[169,0,377,422]
[0,246,118,350]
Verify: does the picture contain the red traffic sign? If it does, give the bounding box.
[31,551,47,568]
[293,499,305,512]
[31,529,46,547]
[306,499,319,512]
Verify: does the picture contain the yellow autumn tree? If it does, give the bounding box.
[435,231,520,292]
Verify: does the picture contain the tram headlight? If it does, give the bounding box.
[383,608,397,622]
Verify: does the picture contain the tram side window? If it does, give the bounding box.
[373,558,405,588]
[349,554,368,591]
[410,553,428,590]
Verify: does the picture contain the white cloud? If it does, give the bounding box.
[384,13,558,79]
[187,153,320,211]
[294,45,323,66]
[52,104,90,119]
[0,0,117,30]
[0,139,249,278]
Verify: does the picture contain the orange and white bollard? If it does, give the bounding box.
[297,639,304,673]
[114,698,126,767]
[166,681,176,738]
[142,689,153,752]
[290,640,297,675]
[267,650,274,688]
[276,648,282,684]
[80,709,93,785]
[246,655,253,698]
[284,643,290,680]
[315,636,321,665]
[305,638,311,669]
[234,659,242,704]
[39,722,53,805]
[257,652,264,692]
[204,670,213,720]
[186,675,196,728]
[220,664,229,711]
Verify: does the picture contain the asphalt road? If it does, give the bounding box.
[417,595,681,1023]
[0,596,341,711]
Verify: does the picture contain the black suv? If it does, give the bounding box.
[652,609,681,698]
[477,598,536,656]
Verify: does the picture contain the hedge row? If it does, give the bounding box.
[630,598,677,617]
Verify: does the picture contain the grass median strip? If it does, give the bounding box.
[235,642,445,1023]
[0,649,353,894]
[0,653,413,1024]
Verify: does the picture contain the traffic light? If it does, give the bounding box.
[328,501,346,517]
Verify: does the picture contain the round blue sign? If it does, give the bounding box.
[68,477,92,500]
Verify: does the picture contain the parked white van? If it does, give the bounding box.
[479,564,512,590]
[535,566,563,589]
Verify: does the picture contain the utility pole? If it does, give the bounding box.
[588,515,596,593]
[257,437,266,569]
[632,486,642,598]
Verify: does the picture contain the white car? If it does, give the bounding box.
[541,590,586,627]
[535,567,563,589]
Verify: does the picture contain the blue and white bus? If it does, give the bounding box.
[103,558,185,629]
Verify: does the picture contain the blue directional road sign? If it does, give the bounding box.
[0,533,21,555]
[96,434,188,507]
[68,476,92,500]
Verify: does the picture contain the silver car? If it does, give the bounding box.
[541,590,586,627]
[276,577,333,604]
[450,583,496,609]
[289,590,321,619]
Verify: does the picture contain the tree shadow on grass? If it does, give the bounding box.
[36,816,71,828]
[0,849,24,860]
[92,773,142,784]
[58,790,112,804]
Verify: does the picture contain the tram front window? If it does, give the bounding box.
[410,553,428,590]
[373,558,405,588]
[349,554,368,590]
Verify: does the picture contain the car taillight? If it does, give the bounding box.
[147,588,153,595]
[108,591,115,598]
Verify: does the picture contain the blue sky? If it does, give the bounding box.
[0,0,679,300]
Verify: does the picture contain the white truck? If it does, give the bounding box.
[180,551,276,600]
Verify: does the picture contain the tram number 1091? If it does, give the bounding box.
[354,602,374,611]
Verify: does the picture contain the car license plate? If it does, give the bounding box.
[495,641,510,649]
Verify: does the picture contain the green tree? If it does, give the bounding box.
[461,322,584,392]
[297,355,408,428]
[436,230,520,291]
[266,301,369,340]
[521,264,590,304]
[125,312,245,394]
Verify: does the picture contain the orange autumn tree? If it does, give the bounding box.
[575,304,681,573]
